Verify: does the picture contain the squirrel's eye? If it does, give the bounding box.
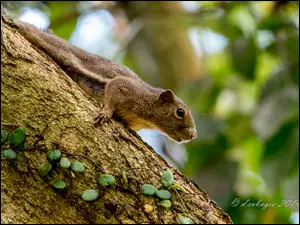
[176,108,185,118]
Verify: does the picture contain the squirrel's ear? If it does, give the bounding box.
[159,90,175,104]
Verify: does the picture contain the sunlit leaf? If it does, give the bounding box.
[227,4,256,36]
[255,52,280,86]
[236,170,268,198]
[47,1,78,40]
[206,51,232,86]
[242,135,264,173]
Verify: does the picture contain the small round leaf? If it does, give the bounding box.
[141,184,157,196]
[60,157,71,168]
[98,174,115,187]
[161,169,174,188]
[82,189,99,201]
[52,180,66,189]
[158,200,172,209]
[71,161,85,173]
[38,162,52,177]
[156,189,171,200]
[10,127,25,147]
[1,130,9,146]
[178,214,193,224]
[3,149,17,161]
[47,150,61,161]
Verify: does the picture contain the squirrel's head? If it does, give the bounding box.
[153,90,197,143]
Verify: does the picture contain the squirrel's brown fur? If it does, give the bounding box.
[15,20,197,143]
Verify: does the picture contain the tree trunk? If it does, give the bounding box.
[1,15,232,224]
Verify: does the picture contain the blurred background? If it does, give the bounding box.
[2,1,299,223]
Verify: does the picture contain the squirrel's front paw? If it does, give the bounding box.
[94,110,112,126]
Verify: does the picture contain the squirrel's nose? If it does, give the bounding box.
[190,128,197,139]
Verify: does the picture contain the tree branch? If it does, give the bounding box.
[1,14,232,224]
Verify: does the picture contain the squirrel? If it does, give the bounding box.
[14,20,197,143]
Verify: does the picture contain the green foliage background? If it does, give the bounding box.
[2,1,298,223]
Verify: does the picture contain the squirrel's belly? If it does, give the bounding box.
[115,109,155,131]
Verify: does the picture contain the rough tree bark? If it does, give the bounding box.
[1,15,232,224]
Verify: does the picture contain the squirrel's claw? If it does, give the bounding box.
[94,110,112,126]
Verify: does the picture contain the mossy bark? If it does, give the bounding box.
[1,15,232,224]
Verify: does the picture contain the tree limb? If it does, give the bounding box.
[1,14,232,224]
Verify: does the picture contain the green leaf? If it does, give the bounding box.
[81,189,99,202]
[206,52,232,86]
[98,174,115,187]
[156,190,171,200]
[230,35,257,80]
[71,161,85,173]
[226,114,251,146]
[263,118,298,158]
[60,157,71,168]
[261,117,299,189]
[242,135,264,173]
[177,214,193,224]
[236,169,268,198]
[172,183,185,192]
[10,127,25,147]
[161,169,174,188]
[47,149,61,161]
[47,1,78,40]
[52,180,66,189]
[227,4,256,36]
[1,130,9,146]
[284,30,299,85]
[255,52,280,86]
[3,149,17,161]
[38,162,52,177]
[158,200,172,208]
[140,184,157,196]
[258,14,295,31]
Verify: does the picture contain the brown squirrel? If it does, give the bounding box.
[14,20,197,143]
